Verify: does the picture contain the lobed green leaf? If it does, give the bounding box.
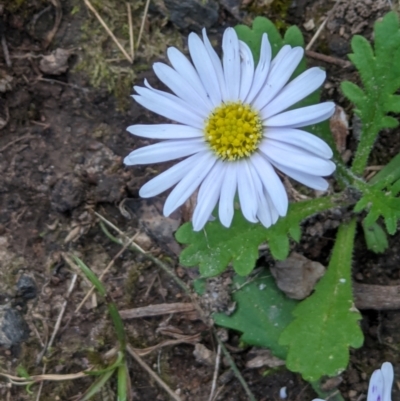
[279,220,363,381]
[362,221,389,253]
[343,12,400,175]
[176,196,346,277]
[213,274,297,359]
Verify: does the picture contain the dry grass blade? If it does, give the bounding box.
[208,344,221,401]
[120,302,196,319]
[127,345,182,401]
[43,0,62,49]
[75,233,138,313]
[83,0,133,63]
[126,2,134,60]
[0,371,87,383]
[136,0,150,49]
[132,334,201,356]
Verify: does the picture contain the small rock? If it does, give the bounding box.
[94,175,126,204]
[271,252,326,300]
[193,343,215,366]
[51,174,85,213]
[303,19,315,31]
[39,49,71,75]
[157,0,219,30]
[16,274,37,300]
[0,306,29,348]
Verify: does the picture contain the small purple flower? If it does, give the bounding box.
[313,362,393,401]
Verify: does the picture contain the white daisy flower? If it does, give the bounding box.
[313,362,394,401]
[124,28,336,231]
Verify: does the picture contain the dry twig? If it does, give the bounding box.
[120,302,196,319]
[75,233,138,313]
[208,344,221,401]
[136,0,150,49]
[127,345,182,401]
[126,2,134,61]
[83,0,133,63]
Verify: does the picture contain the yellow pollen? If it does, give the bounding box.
[204,102,263,161]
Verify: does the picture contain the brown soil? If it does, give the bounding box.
[0,0,399,400]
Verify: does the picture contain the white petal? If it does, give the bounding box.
[139,151,209,197]
[260,140,336,176]
[250,152,288,216]
[245,34,271,103]
[265,102,335,128]
[127,124,203,139]
[261,67,326,119]
[253,46,304,111]
[223,28,241,100]
[269,159,330,190]
[188,33,222,106]
[133,89,203,129]
[167,47,213,108]
[164,152,216,216]
[218,163,237,227]
[265,128,333,158]
[237,160,259,223]
[368,370,384,401]
[192,162,225,231]
[153,63,211,116]
[202,28,228,100]
[238,41,254,100]
[381,362,394,401]
[269,44,291,70]
[124,139,205,165]
[256,192,272,228]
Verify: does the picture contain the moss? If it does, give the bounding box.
[245,0,292,31]
[72,0,181,110]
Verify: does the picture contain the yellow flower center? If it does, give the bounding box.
[204,102,263,161]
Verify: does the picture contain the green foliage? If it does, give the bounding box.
[341,12,400,175]
[235,17,304,69]
[279,220,363,381]
[176,196,346,277]
[362,221,389,253]
[213,274,297,359]
[354,185,400,235]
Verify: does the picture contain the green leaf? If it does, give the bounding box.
[85,351,125,376]
[362,221,389,253]
[235,17,283,63]
[354,185,400,235]
[213,274,298,359]
[279,220,363,381]
[369,152,400,188]
[342,12,400,175]
[81,369,115,401]
[71,254,106,297]
[176,196,346,277]
[117,362,128,401]
[107,302,126,349]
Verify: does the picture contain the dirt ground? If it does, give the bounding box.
[1,0,400,400]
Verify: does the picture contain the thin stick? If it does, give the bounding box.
[136,0,150,49]
[97,216,210,324]
[83,0,133,63]
[306,18,328,51]
[0,134,35,153]
[126,2,134,61]
[75,233,138,313]
[305,50,351,68]
[1,35,11,67]
[305,0,341,51]
[127,345,182,401]
[215,334,257,401]
[208,343,221,401]
[36,274,78,365]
